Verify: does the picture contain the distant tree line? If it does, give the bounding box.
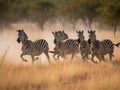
[0,0,120,35]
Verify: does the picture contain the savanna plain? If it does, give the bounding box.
[0,22,120,90]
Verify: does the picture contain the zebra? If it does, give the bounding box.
[17,29,50,63]
[51,30,69,60]
[52,30,79,60]
[76,30,91,60]
[88,30,120,62]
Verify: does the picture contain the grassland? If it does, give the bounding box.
[0,58,120,90]
[0,24,120,90]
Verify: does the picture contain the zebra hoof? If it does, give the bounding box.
[92,60,97,64]
[23,59,27,62]
[35,57,39,60]
[54,57,58,61]
[94,61,98,64]
[103,59,107,62]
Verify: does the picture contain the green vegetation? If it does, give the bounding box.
[0,0,120,33]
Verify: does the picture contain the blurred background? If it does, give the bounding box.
[0,0,120,64]
[0,0,120,33]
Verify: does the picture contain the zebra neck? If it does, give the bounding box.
[92,40,99,43]
[56,41,62,48]
[80,40,85,44]
[22,40,32,49]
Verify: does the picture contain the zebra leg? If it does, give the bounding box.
[31,55,35,64]
[31,55,39,64]
[83,53,89,61]
[71,53,75,61]
[84,53,89,60]
[91,53,97,63]
[20,53,28,62]
[101,55,106,62]
[109,54,112,61]
[80,51,86,60]
[53,53,59,60]
[34,57,39,60]
[61,54,67,60]
[95,54,101,61]
[44,51,50,63]
[91,54,94,61]
[57,54,60,60]
[96,54,105,62]
[53,54,56,60]
[81,52,85,60]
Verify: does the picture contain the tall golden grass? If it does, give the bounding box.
[1,23,120,90]
[0,58,120,90]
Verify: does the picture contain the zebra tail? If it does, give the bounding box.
[114,42,120,47]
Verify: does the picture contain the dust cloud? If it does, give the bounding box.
[0,21,120,64]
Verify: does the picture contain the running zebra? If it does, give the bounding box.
[17,29,50,63]
[52,30,79,60]
[51,30,69,60]
[76,30,91,60]
[88,30,120,62]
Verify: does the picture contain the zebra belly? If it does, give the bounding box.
[80,46,90,54]
[22,48,42,56]
[32,49,43,56]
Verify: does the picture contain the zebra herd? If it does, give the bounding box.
[17,29,120,64]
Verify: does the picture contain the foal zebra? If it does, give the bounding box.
[52,30,79,60]
[88,30,120,62]
[17,29,50,63]
[76,30,91,60]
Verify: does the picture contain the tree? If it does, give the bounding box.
[0,0,12,35]
[28,0,55,30]
[55,0,101,30]
[97,0,120,36]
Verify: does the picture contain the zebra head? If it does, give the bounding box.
[17,29,28,43]
[88,30,96,43]
[60,30,68,41]
[52,30,68,44]
[76,30,84,43]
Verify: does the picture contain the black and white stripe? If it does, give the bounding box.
[88,30,120,62]
[17,29,50,63]
[51,31,69,60]
[76,30,91,60]
[52,31,79,60]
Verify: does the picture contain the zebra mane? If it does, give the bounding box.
[22,30,28,40]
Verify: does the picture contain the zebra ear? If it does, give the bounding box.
[58,31,61,33]
[76,31,79,33]
[82,30,84,33]
[16,30,19,32]
[22,29,24,32]
[62,30,64,33]
[52,31,54,34]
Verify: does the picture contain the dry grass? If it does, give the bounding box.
[0,59,120,90]
[1,23,120,90]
